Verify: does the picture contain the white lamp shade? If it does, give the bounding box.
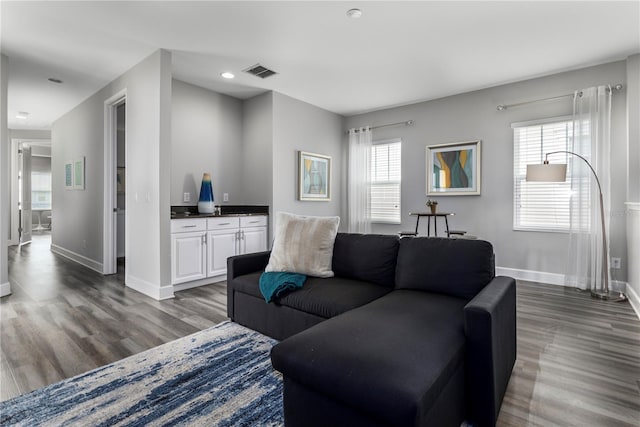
[526,163,567,182]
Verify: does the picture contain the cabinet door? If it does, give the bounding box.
[171,232,206,285]
[207,229,239,277]
[240,226,268,255]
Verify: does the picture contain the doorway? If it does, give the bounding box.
[116,103,126,272]
[10,140,52,247]
[103,89,126,275]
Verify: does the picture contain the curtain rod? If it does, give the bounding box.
[346,120,414,134]
[496,83,623,111]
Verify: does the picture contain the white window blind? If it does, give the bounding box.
[513,119,585,232]
[371,140,401,224]
[31,171,52,210]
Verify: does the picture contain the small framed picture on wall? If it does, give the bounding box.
[298,151,331,201]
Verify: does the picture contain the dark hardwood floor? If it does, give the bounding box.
[1,234,639,426]
[1,233,228,401]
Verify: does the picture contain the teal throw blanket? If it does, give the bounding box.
[259,272,307,303]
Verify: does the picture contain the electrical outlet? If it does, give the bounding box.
[183,192,190,202]
[223,193,229,202]
[611,257,621,269]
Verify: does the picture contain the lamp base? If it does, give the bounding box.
[590,290,627,302]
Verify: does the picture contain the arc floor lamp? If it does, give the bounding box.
[526,151,626,301]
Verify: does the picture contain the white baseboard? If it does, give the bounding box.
[50,244,104,274]
[126,274,174,301]
[172,275,225,293]
[496,267,565,286]
[0,282,11,298]
[498,266,637,320]
[626,284,640,320]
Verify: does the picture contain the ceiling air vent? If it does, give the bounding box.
[243,63,278,79]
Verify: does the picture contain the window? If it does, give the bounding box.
[31,171,52,210]
[371,139,401,223]
[513,118,582,232]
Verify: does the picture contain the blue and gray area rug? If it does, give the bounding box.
[0,322,284,426]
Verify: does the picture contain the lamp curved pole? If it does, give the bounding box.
[545,151,624,301]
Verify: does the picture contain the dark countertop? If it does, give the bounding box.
[171,204,269,220]
[171,212,267,220]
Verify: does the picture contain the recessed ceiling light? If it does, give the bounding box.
[48,77,63,84]
[16,111,29,120]
[221,72,235,79]
[346,8,362,19]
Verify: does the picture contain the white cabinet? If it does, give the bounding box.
[206,217,240,278]
[239,216,268,254]
[171,219,207,285]
[171,215,268,287]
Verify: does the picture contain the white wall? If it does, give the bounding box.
[626,54,640,316]
[272,92,344,228]
[345,60,629,281]
[52,49,173,300]
[0,54,10,297]
[171,79,244,207]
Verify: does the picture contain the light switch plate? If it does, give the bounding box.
[183,192,190,202]
[223,193,229,202]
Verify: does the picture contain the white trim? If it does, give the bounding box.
[172,275,225,293]
[126,274,174,301]
[625,202,640,211]
[625,284,640,320]
[0,282,11,297]
[50,244,103,274]
[103,90,127,275]
[496,266,565,286]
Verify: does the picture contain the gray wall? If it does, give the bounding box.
[9,129,51,140]
[272,92,344,229]
[52,49,174,298]
[1,54,9,294]
[242,92,273,207]
[171,79,244,206]
[346,60,629,280]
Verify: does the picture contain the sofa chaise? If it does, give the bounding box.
[227,233,516,427]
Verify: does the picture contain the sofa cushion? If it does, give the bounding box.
[331,233,399,288]
[395,237,495,300]
[265,212,340,278]
[271,290,467,426]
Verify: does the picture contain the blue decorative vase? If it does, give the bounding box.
[198,173,215,214]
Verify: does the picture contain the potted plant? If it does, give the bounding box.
[426,199,438,214]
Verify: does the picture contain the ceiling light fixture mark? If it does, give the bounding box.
[221,72,235,79]
[346,8,362,19]
[48,77,63,84]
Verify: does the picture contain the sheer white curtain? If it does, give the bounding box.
[566,86,612,292]
[348,127,372,233]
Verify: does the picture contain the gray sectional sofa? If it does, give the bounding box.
[227,233,516,427]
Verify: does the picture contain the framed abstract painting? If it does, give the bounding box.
[298,151,331,201]
[426,140,481,196]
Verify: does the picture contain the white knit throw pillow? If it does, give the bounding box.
[265,212,340,278]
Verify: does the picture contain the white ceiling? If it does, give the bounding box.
[2,1,639,130]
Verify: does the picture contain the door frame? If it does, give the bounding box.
[103,89,126,275]
[9,138,50,246]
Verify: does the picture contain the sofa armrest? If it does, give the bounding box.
[464,276,516,427]
[227,251,271,279]
[226,251,271,320]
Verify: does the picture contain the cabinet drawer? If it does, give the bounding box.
[171,218,206,233]
[207,217,240,230]
[240,215,267,228]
